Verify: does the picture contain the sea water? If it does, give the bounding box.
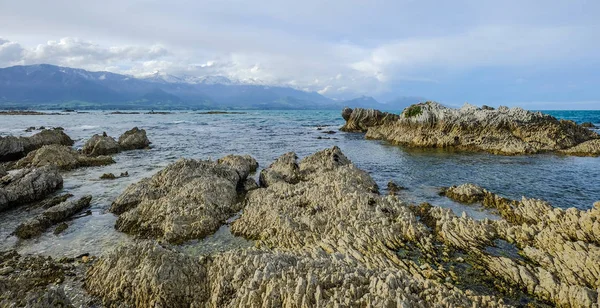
[0,110,598,257]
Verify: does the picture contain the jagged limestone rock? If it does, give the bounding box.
[340,108,400,132]
[0,128,74,162]
[15,144,114,170]
[342,102,600,156]
[0,166,63,212]
[438,183,600,307]
[118,127,151,151]
[82,133,120,156]
[111,156,257,244]
[0,250,75,307]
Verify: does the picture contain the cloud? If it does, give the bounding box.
[1,0,600,105]
[0,38,25,65]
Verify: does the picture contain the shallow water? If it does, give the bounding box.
[0,110,599,257]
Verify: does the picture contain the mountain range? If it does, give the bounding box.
[0,64,424,110]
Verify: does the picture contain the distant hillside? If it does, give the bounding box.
[0,64,423,110]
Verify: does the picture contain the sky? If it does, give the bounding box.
[1,0,599,109]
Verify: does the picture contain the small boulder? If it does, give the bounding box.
[82,133,120,156]
[100,173,116,180]
[15,145,114,170]
[0,166,63,212]
[0,165,6,177]
[387,180,405,196]
[118,127,150,151]
[14,195,92,239]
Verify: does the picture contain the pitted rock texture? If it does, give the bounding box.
[340,108,400,132]
[0,250,75,307]
[82,134,120,156]
[0,166,63,212]
[438,183,600,307]
[87,242,508,308]
[89,148,515,307]
[110,155,257,244]
[0,128,74,162]
[343,102,600,155]
[88,148,597,307]
[15,144,115,170]
[14,195,92,239]
[118,127,151,150]
[560,139,600,156]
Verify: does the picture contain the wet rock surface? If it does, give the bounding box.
[82,133,120,156]
[110,155,257,244]
[0,166,63,212]
[14,195,92,239]
[0,128,74,162]
[439,183,600,307]
[3,145,598,307]
[342,102,600,156]
[15,144,115,170]
[117,127,150,151]
[0,250,94,307]
[89,147,523,307]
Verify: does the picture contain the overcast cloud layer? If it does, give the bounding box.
[1,0,599,108]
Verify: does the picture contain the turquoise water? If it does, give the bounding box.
[0,109,598,257]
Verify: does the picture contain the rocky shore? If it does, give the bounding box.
[1,120,599,307]
[341,102,600,156]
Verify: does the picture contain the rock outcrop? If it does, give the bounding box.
[0,128,74,162]
[110,155,257,244]
[15,145,115,170]
[82,133,120,156]
[117,127,150,150]
[0,250,76,307]
[83,128,152,156]
[0,166,63,212]
[438,183,600,306]
[559,139,600,157]
[342,102,600,156]
[86,148,598,307]
[14,195,92,239]
[340,108,400,132]
[88,147,515,307]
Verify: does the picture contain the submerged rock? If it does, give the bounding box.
[82,133,120,156]
[0,128,74,162]
[110,155,257,244]
[99,173,116,180]
[0,166,63,212]
[118,127,150,150]
[15,144,115,170]
[343,102,600,156]
[14,195,92,239]
[387,180,405,195]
